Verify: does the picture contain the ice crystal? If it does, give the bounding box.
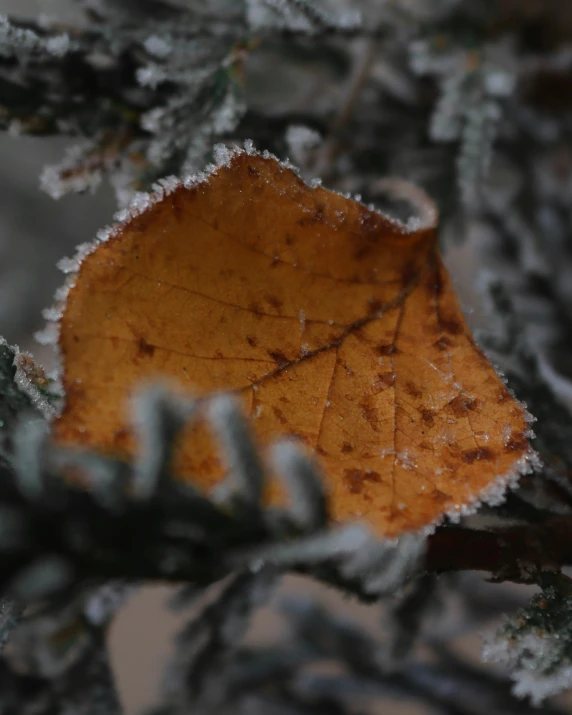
[40,141,107,200]
[246,0,360,33]
[285,124,322,160]
[144,34,172,58]
[0,14,69,58]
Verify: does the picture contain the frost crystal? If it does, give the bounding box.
[40,142,106,200]
[45,34,70,57]
[246,0,360,34]
[84,582,136,626]
[143,35,172,59]
[6,346,57,418]
[413,39,516,205]
[0,15,42,56]
[213,143,238,168]
[245,0,314,33]
[136,64,167,89]
[336,10,361,29]
[430,71,465,142]
[155,175,181,194]
[56,256,80,275]
[425,448,539,536]
[212,91,246,135]
[34,322,60,347]
[0,14,70,60]
[285,124,321,159]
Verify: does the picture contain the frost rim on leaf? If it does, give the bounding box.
[40,140,539,537]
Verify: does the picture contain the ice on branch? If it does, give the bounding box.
[40,140,110,200]
[483,587,572,704]
[0,15,70,58]
[245,0,360,33]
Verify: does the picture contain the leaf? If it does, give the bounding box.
[50,145,534,537]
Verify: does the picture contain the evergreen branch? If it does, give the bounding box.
[192,597,568,715]
[0,463,568,593]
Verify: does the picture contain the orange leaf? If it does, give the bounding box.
[49,145,535,537]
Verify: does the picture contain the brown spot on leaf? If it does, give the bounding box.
[433,336,451,351]
[273,406,287,424]
[372,372,395,392]
[341,442,353,454]
[497,388,510,403]
[267,349,289,367]
[359,400,379,429]
[375,344,400,357]
[405,381,422,399]
[462,447,494,464]
[246,335,258,348]
[248,301,264,317]
[113,428,129,447]
[420,409,435,427]
[343,468,381,494]
[432,488,450,502]
[368,298,383,315]
[297,205,326,226]
[447,395,477,417]
[440,317,464,335]
[505,434,529,452]
[266,294,283,311]
[137,337,155,358]
[354,245,372,261]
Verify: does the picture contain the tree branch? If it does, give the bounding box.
[426,517,572,583]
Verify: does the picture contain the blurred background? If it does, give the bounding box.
[0,5,163,710]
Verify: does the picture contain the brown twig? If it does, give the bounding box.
[426,517,572,583]
[311,36,378,181]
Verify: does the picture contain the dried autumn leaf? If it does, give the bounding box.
[49,145,534,538]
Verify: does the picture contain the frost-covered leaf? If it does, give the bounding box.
[51,145,533,538]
